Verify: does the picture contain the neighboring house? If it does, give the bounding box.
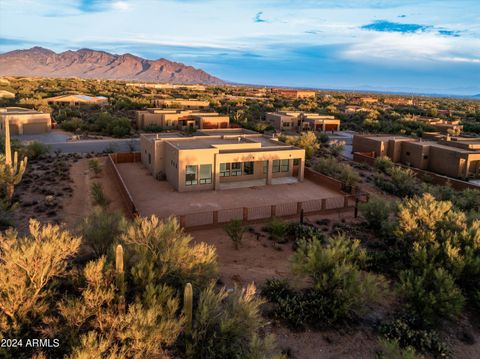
[0,107,52,135]
[152,98,210,109]
[383,97,414,106]
[271,88,316,99]
[136,109,229,130]
[0,90,15,99]
[413,117,463,134]
[266,111,340,132]
[126,83,206,91]
[353,134,480,179]
[45,94,108,105]
[140,128,305,192]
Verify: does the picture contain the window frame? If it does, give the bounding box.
[185,165,198,186]
[220,163,230,177]
[243,161,254,175]
[199,164,212,184]
[231,162,242,176]
[272,160,280,173]
[280,159,289,172]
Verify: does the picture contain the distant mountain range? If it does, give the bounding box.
[0,47,224,84]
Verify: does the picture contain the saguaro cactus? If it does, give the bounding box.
[184,282,193,355]
[115,244,125,313]
[3,118,28,200]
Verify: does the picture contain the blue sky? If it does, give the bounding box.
[0,0,479,95]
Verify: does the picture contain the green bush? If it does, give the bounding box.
[261,278,293,301]
[288,223,325,243]
[78,207,124,258]
[374,166,420,197]
[88,158,102,176]
[144,124,164,132]
[359,195,394,230]
[25,141,50,159]
[124,216,218,291]
[379,316,449,357]
[190,283,284,359]
[314,157,360,189]
[60,117,84,132]
[90,182,111,208]
[374,155,394,174]
[376,338,423,359]
[398,268,464,326]
[224,219,246,249]
[264,234,387,328]
[266,217,289,243]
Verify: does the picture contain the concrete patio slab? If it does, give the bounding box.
[115,162,341,217]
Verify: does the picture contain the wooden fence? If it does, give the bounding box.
[178,193,367,229]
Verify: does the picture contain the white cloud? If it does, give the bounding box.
[342,31,480,64]
[112,1,129,11]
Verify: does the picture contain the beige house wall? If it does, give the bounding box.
[0,112,52,135]
[400,142,430,169]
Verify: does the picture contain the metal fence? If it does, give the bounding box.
[178,193,368,229]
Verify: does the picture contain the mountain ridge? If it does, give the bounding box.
[0,47,224,84]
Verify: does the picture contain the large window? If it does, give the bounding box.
[272,160,280,173]
[220,163,230,177]
[263,161,268,174]
[199,164,212,184]
[243,161,254,175]
[185,165,197,186]
[293,158,301,166]
[280,159,289,172]
[231,162,242,176]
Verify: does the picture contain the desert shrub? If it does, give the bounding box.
[394,194,480,313]
[190,283,284,359]
[266,217,289,243]
[122,216,218,291]
[374,167,420,198]
[0,220,81,340]
[288,223,325,243]
[359,195,394,230]
[78,207,124,258]
[374,155,394,174]
[376,338,424,359]
[224,219,246,249]
[398,268,464,326]
[327,140,345,157]
[60,257,182,358]
[60,117,85,132]
[317,132,330,144]
[265,234,387,328]
[144,124,164,132]
[25,141,50,159]
[379,316,449,357]
[286,132,320,159]
[88,158,102,176]
[314,157,360,189]
[261,279,294,301]
[90,182,111,207]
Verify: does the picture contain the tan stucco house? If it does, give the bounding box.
[136,109,229,130]
[140,128,305,192]
[353,134,480,179]
[0,107,52,135]
[46,94,108,105]
[152,98,210,109]
[266,111,340,132]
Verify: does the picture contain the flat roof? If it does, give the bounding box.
[166,136,292,150]
[0,107,43,114]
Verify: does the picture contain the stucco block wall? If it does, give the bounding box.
[400,142,430,169]
[427,146,462,178]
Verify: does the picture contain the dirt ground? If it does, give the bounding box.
[115,162,342,217]
[187,211,384,359]
[62,157,127,229]
[12,155,128,234]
